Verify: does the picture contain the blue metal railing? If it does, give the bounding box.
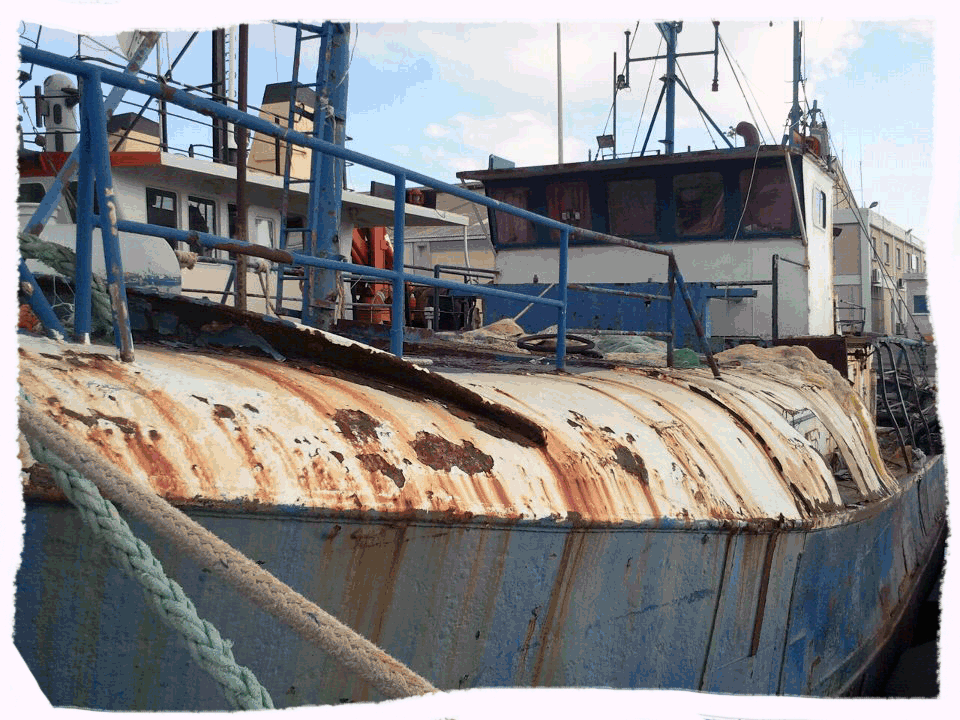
[19,44,720,377]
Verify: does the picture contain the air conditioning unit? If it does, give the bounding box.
[871,268,881,285]
[895,322,906,335]
[897,278,904,289]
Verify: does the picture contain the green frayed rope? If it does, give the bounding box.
[18,231,114,337]
[26,437,274,711]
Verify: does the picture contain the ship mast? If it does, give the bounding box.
[614,20,728,157]
[785,20,803,145]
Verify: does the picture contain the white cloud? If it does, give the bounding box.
[423,123,452,139]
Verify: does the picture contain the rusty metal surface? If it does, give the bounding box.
[773,335,848,377]
[19,331,894,529]
[14,455,947,708]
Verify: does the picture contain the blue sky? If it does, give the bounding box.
[11,9,936,243]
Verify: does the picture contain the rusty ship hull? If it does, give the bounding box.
[14,309,947,708]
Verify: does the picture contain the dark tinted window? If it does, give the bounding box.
[146,188,178,228]
[738,168,793,233]
[607,179,655,236]
[18,183,45,203]
[674,172,724,236]
[488,187,536,246]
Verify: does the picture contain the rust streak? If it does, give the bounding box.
[531,531,589,685]
[749,533,779,657]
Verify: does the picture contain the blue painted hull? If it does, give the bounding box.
[14,456,946,708]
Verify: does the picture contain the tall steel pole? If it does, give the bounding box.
[557,23,563,164]
[234,24,249,311]
[661,22,678,155]
[612,52,617,159]
[786,20,802,145]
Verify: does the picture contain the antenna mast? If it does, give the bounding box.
[785,20,802,145]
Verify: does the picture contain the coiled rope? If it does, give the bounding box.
[18,231,114,336]
[18,399,438,701]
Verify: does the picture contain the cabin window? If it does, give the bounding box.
[189,196,219,258]
[674,172,724,236]
[188,196,216,235]
[607,179,655,237]
[488,186,536,246]
[813,187,826,229]
[914,294,928,314]
[254,217,275,248]
[147,188,178,251]
[738,168,793,234]
[146,188,178,228]
[546,181,591,226]
[18,183,45,204]
[63,181,99,223]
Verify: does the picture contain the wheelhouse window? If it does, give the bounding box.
[607,179,655,237]
[488,186,536,247]
[738,168,793,234]
[674,172,724,236]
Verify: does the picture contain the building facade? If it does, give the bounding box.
[833,207,927,338]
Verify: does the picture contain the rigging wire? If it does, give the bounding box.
[629,35,663,155]
[333,23,359,91]
[79,34,128,62]
[718,34,773,143]
[676,59,717,148]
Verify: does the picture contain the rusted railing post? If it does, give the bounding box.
[667,261,675,368]
[771,254,779,342]
[670,256,720,378]
[556,228,569,370]
[234,24,249,312]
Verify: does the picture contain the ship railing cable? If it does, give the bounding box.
[731,143,764,242]
[18,399,439,702]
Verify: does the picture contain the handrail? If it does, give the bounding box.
[19,44,719,377]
